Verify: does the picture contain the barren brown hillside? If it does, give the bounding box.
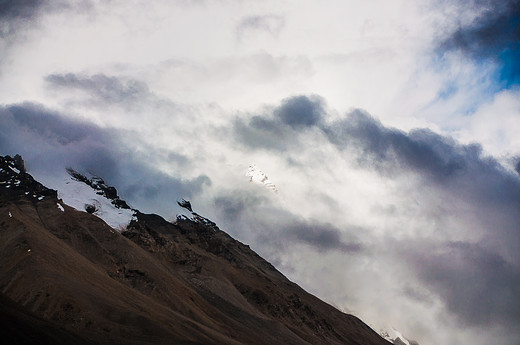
[0,155,390,345]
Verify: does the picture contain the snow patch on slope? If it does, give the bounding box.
[39,172,135,230]
[60,176,134,230]
[8,166,20,174]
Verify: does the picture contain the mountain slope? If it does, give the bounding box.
[0,155,390,345]
[0,292,96,345]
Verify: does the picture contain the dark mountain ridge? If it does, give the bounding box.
[0,154,390,345]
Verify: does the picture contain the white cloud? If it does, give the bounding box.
[454,89,520,159]
[1,1,519,345]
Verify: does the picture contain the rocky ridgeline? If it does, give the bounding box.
[1,154,218,234]
[64,166,221,233]
[175,198,220,230]
[0,155,57,201]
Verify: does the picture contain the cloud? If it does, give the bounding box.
[406,241,520,329]
[232,95,326,151]
[0,102,210,216]
[325,109,520,209]
[274,95,325,128]
[228,96,520,339]
[236,14,285,40]
[0,102,120,177]
[0,0,93,38]
[0,0,44,20]
[321,107,520,335]
[0,0,45,36]
[237,99,520,210]
[234,97,520,234]
[44,72,191,132]
[282,221,362,253]
[7,102,102,145]
[212,189,362,255]
[213,192,267,222]
[325,109,479,179]
[46,73,151,104]
[232,116,297,151]
[323,109,520,262]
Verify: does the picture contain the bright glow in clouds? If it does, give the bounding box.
[1,1,520,344]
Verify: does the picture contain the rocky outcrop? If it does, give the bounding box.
[0,155,57,201]
[177,198,192,212]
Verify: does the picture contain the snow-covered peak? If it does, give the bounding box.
[1,155,134,230]
[246,164,277,193]
[380,327,419,345]
[52,170,135,230]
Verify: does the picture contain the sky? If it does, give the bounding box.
[1,0,520,344]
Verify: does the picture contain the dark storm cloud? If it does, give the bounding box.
[236,99,520,214]
[439,0,520,85]
[0,102,210,216]
[515,157,520,175]
[0,0,93,38]
[0,0,45,36]
[325,109,474,179]
[0,102,119,177]
[326,111,520,265]
[326,110,520,212]
[232,95,325,151]
[0,0,44,20]
[406,241,520,329]
[237,97,520,211]
[274,95,325,128]
[236,14,285,40]
[46,73,151,104]
[7,102,102,145]
[283,222,362,253]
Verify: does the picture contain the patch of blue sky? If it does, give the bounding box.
[497,45,520,88]
[437,82,458,100]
